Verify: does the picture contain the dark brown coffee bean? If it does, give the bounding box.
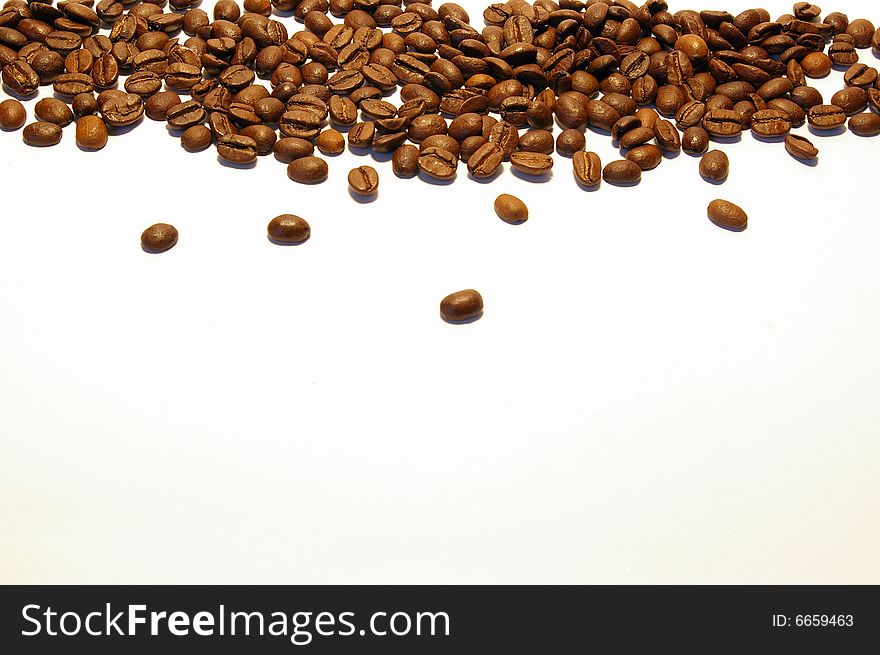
[682,126,710,155]
[625,144,662,171]
[751,109,791,137]
[603,160,641,185]
[75,115,108,150]
[141,223,178,253]
[831,87,868,116]
[392,143,419,177]
[348,165,379,195]
[239,125,276,155]
[0,98,26,129]
[3,60,40,95]
[165,100,205,129]
[699,150,729,181]
[181,124,212,152]
[767,98,806,127]
[784,133,819,160]
[22,121,62,146]
[34,97,73,127]
[573,150,601,187]
[467,141,504,178]
[145,91,181,121]
[707,199,747,231]
[287,155,329,183]
[517,129,554,154]
[274,137,313,163]
[53,72,95,97]
[676,100,706,129]
[494,194,527,224]
[654,119,682,152]
[267,214,310,244]
[849,112,880,136]
[217,134,258,164]
[807,104,846,130]
[125,71,162,97]
[556,128,585,157]
[510,151,553,176]
[418,146,457,179]
[440,289,483,322]
[619,127,655,150]
[586,99,621,132]
[702,109,743,137]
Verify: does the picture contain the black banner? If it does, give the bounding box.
[1,586,876,652]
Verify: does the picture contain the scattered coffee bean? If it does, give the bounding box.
[267,214,310,244]
[274,137,313,164]
[392,144,419,178]
[348,165,379,195]
[494,194,528,224]
[181,125,213,152]
[573,151,602,187]
[556,128,585,157]
[287,155,329,184]
[0,98,25,130]
[785,134,819,160]
[808,105,846,130]
[699,150,729,181]
[141,223,179,253]
[603,160,641,185]
[510,151,553,176]
[849,112,880,136]
[707,200,748,231]
[626,144,663,171]
[75,115,108,150]
[22,121,62,147]
[418,147,457,179]
[682,126,710,155]
[35,98,74,127]
[440,289,483,322]
[316,128,345,155]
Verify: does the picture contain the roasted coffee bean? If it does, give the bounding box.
[785,134,819,160]
[702,109,743,137]
[801,51,831,78]
[849,112,880,137]
[392,143,419,177]
[418,146,457,179]
[831,87,868,116]
[54,72,95,97]
[494,194,527,224]
[141,223,178,253]
[145,91,181,121]
[239,124,276,155]
[807,105,846,130]
[75,115,108,150]
[316,128,345,155]
[217,134,258,164]
[844,63,878,88]
[274,137,313,163]
[348,165,379,195]
[676,100,706,129]
[22,121,62,146]
[287,155,329,183]
[573,150,601,187]
[707,199,747,231]
[682,126,710,155]
[0,98,26,129]
[3,60,40,95]
[556,128,585,157]
[517,129,554,154]
[467,141,504,178]
[267,214,310,244]
[510,151,553,176]
[181,124,212,152]
[440,289,483,322]
[699,150,729,181]
[767,98,806,127]
[654,119,682,152]
[34,98,74,127]
[626,144,663,171]
[619,127,655,150]
[72,93,98,118]
[166,100,205,129]
[603,160,641,185]
[751,109,791,137]
[348,120,375,148]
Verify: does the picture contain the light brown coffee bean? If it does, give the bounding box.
[784,134,819,159]
[75,115,108,150]
[510,151,553,176]
[602,160,641,185]
[267,214,310,244]
[287,155,329,183]
[493,194,528,224]
[572,151,601,187]
[141,223,179,253]
[0,98,26,129]
[699,150,729,181]
[707,199,747,231]
[348,165,379,195]
[849,112,880,136]
[440,289,483,322]
[22,121,62,146]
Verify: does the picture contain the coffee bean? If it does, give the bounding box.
[22,121,62,147]
[181,124,212,152]
[418,146,457,179]
[217,134,258,164]
[348,165,379,195]
[287,155,329,183]
[831,87,868,116]
[267,214,310,244]
[699,150,729,181]
[554,128,585,157]
[626,144,662,171]
[240,125,276,156]
[807,105,846,130]
[493,194,528,224]
[654,119,682,152]
[101,93,144,127]
[849,112,880,136]
[785,134,819,160]
[517,129,554,154]
[145,91,181,121]
[682,126,710,155]
[619,127,655,150]
[603,160,641,185]
[141,223,178,253]
[35,97,74,127]
[572,151,601,187]
[751,109,791,137]
[2,60,40,95]
[801,51,831,78]
[347,120,375,148]
[53,72,95,97]
[0,98,26,130]
[392,144,419,177]
[707,199,747,231]
[316,128,345,155]
[274,137,314,163]
[467,141,504,178]
[75,115,108,150]
[510,151,552,176]
[440,289,483,322]
[702,109,743,137]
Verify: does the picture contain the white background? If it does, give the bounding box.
[1,0,879,584]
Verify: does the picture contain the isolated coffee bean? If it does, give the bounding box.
[510,151,553,176]
[699,150,729,181]
[440,289,483,322]
[348,165,379,195]
[707,200,747,231]
[784,134,819,160]
[849,112,880,136]
[141,223,178,253]
[181,125,213,152]
[603,160,641,185]
[0,98,26,129]
[807,105,846,130]
[493,194,528,224]
[22,121,62,146]
[287,155,329,183]
[572,151,602,187]
[626,144,662,171]
[75,115,108,150]
[217,134,258,164]
[267,214,310,244]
